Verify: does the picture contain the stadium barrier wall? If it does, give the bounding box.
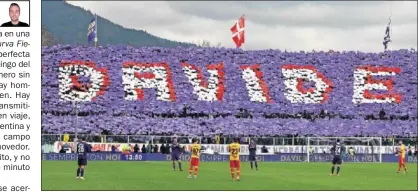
[45,141,414,154]
[41,153,417,163]
[42,134,417,146]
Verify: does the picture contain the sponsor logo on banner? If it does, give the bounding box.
[42,153,121,161]
[51,142,414,154]
[41,153,418,163]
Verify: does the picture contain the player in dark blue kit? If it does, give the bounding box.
[330,139,345,176]
[171,138,183,171]
[249,140,258,170]
[76,137,91,180]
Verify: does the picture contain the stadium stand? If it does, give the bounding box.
[41,45,417,137]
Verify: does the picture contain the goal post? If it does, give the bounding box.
[306,137,383,163]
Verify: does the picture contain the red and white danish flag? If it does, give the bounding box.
[230,15,245,48]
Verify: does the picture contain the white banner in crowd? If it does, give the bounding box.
[44,142,416,154]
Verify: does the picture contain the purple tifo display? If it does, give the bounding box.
[41,45,418,136]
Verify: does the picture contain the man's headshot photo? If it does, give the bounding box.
[1,2,30,27]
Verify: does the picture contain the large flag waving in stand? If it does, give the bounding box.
[383,18,391,50]
[87,15,97,45]
[230,15,245,48]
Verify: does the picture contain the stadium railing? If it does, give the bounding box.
[41,134,416,146]
[306,137,383,163]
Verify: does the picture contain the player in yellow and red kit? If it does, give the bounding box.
[397,140,408,173]
[229,138,241,181]
[188,138,201,178]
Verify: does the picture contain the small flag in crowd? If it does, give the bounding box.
[230,15,245,48]
[383,18,391,50]
[87,15,97,44]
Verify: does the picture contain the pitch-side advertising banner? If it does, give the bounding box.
[44,141,416,154]
[41,153,417,163]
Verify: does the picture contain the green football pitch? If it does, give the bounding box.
[42,161,417,190]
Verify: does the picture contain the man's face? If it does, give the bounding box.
[9,5,20,22]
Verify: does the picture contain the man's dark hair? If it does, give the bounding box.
[234,138,240,143]
[78,136,86,141]
[192,138,198,143]
[10,3,20,9]
[336,139,340,143]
